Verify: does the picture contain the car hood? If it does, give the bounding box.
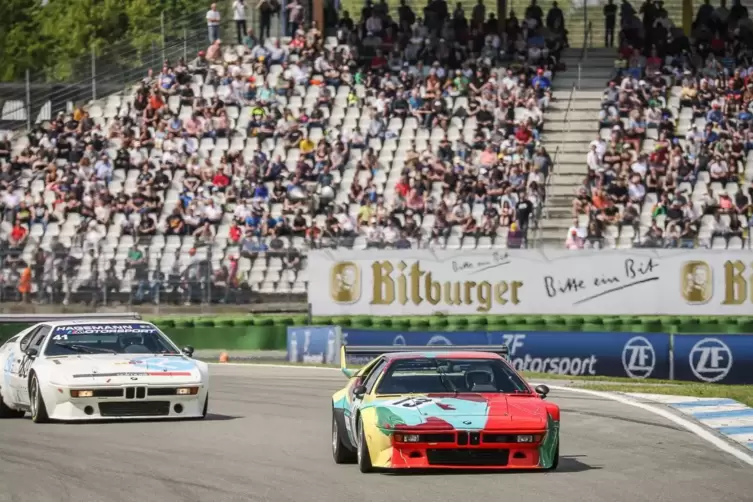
[370,393,547,431]
[43,354,202,386]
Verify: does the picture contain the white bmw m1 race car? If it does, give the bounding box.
[0,319,210,422]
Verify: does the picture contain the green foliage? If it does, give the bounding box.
[0,0,211,82]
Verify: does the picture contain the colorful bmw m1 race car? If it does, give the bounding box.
[0,317,209,423]
[331,345,560,472]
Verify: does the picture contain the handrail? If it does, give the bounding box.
[534,81,577,249]
[577,21,593,90]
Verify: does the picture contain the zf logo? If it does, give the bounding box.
[690,338,732,383]
[622,336,656,379]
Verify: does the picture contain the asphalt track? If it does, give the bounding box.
[1,365,752,502]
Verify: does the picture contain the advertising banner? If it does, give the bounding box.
[673,334,753,385]
[306,249,753,316]
[343,329,672,380]
[286,326,342,365]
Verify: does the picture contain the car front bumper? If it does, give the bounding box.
[44,383,207,420]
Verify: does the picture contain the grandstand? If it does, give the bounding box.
[2,1,749,307]
[0,3,564,305]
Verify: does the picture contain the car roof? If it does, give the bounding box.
[42,320,154,328]
[383,351,503,361]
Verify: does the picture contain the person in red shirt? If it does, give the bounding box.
[229,223,242,243]
[212,170,230,190]
[394,176,410,199]
[9,223,27,248]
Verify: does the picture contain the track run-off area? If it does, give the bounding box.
[0,364,751,502]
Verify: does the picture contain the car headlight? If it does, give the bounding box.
[394,434,420,443]
[516,435,534,443]
[71,390,94,398]
[176,387,200,395]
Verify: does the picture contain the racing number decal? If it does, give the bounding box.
[51,334,68,341]
[392,397,433,408]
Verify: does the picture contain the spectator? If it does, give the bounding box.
[206,3,221,43]
[233,0,248,45]
[286,0,304,37]
[257,0,276,42]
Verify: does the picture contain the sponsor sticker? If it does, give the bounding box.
[53,324,158,335]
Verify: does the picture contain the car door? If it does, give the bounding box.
[346,358,387,442]
[0,334,20,402]
[9,325,49,406]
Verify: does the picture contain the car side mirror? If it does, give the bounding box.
[534,384,549,399]
[25,347,38,358]
[353,384,367,398]
[182,346,195,357]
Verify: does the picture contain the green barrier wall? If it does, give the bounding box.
[1,315,752,350]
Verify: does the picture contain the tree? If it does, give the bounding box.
[0,0,214,82]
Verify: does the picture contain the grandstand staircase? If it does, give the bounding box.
[538,47,615,247]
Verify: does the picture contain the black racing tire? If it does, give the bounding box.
[332,411,356,464]
[201,393,209,418]
[29,374,50,424]
[0,388,24,418]
[356,417,373,473]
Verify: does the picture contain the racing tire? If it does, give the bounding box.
[201,394,209,418]
[29,374,50,424]
[0,388,24,419]
[332,412,356,464]
[356,417,373,473]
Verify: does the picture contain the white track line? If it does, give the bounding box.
[210,362,341,370]
[209,362,753,466]
[546,385,753,467]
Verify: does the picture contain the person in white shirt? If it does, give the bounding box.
[586,144,602,172]
[233,0,247,45]
[206,3,221,43]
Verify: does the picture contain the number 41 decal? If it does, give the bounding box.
[52,334,68,341]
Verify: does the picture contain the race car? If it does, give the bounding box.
[331,345,560,472]
[0,318,209,422]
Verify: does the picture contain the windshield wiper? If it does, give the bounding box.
[54,343,117,354]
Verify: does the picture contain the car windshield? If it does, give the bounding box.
[43,324,179,356]
[375,358,531,395]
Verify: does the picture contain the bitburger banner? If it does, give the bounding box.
[305,249,752,316]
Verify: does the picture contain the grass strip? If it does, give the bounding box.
[576,383,753,408]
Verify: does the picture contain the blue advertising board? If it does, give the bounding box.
[344,329,672,380]
[286,326,342,365]
[288,326,753,384]
[673,335,753,385]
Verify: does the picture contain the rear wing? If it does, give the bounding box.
[339,344,510,378]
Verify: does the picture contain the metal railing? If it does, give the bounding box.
[577,21,593,89]
[0,5,286,132]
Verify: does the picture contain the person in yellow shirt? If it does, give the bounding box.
[299,135,315,159]
[356,201,373,227]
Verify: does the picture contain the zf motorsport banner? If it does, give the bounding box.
[305,249,753,316]
[336,329,753,385]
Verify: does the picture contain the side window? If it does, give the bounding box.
[19,327,41,353]
[362,360,387,394]
[31,326,52,348]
